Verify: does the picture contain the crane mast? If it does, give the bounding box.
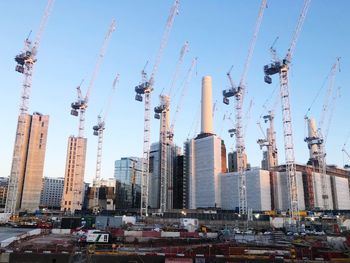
[91,74,119,210]
[304,59,340,210]
[70,19,116,138]
[263,0,311,222]
[5,0,54,214]
[156,95,170,212]
[134,0,180,217]
[154,42,189,212]
[222,0,267,216]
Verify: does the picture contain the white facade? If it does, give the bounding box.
[333,176,350,210]
[312,172,334,209]
[188,135,222,209]
[220,168,271,211]
[40,177,64,209]
[275,171,305,211]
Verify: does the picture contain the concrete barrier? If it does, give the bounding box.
[28,229,41,236]
[1,229,43,248]
[206,232,218,238]
[1,237,16,248]
[161,232,180,238]
[124,231,142,237]
[51,229,71,235]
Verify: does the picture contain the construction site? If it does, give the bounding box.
[1,0,350,262]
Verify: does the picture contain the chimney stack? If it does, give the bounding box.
[201,76,213,134]
[307,118,318,160]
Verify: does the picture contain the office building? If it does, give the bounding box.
[114,157,142,209]
[173,155,184,209]
[148,142,178,209]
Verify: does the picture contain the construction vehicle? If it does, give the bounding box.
[304,58,340,210]
[222,0,267,216]
[263,0,311,223]
[91,74,119,213]
[134,0,180,217]
[5,0,54,216]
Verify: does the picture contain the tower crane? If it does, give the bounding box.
[70,19,116,138]
[5,0,54,214]
[257,111,278,170]
[304,59,340,210]
[69,19,116,212]
[243,99,254,135]
[134,0,180,217]
[263,0,311,221]
[222,0,267,216]
[91,74,119,211]
[342,148,350,169]
[169,57,197,143]
[154,42,188,212]
[342,132,350,168]
[257,91,279,171]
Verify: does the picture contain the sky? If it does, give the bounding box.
[0,0,349,184]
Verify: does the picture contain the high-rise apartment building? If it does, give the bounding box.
[6,112,49,212]
[114,157,142,209]
[61,136,87,213]
[40,177,64,209]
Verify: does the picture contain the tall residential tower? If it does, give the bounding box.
[6,112,49,212]
[61,137,87,212]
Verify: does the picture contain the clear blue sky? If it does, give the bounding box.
[0,0,349,183]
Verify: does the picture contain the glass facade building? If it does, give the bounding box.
[114,157,142,209]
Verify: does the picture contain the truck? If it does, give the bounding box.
[83,230,110,243]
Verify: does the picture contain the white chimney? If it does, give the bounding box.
[307,118,318,159]
[201,76,213,134]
